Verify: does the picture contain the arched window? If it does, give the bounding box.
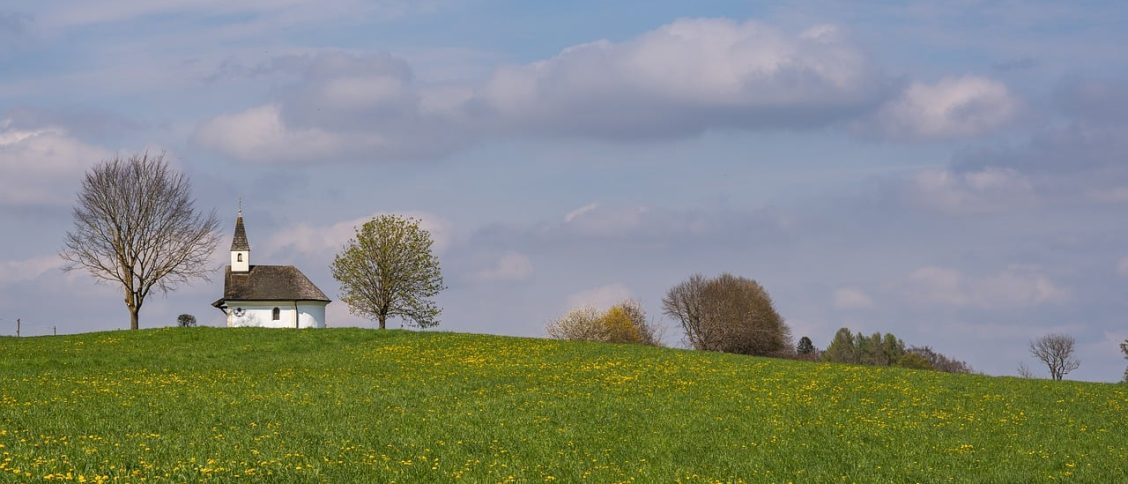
[237,253,243,262]
[272,307,280,320]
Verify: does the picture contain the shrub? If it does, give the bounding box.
[907,346,973,374]
[897,352,934,370]
[546,300,662,346]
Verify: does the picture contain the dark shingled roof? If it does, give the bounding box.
[231,215,250,251]
[212,265,330,307]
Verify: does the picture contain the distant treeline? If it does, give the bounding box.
[802,328,972,374]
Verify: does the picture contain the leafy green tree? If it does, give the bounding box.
[176,314,197,327]
[880,333,905,366]
[796,336,816,355]
[331,215,445,329]
[821,328,859,364]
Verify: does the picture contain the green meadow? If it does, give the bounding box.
[1,328,1125,482]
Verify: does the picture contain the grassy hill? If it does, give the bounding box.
[1,328,1125,482]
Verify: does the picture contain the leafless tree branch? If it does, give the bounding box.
[60,152,219,330]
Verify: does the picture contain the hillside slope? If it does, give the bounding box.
[1,328,1125,482]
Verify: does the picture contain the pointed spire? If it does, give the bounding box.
[231,207,250,252]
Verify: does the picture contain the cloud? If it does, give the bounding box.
[477,19,882,139]
[833,287,873,309]
[1117,256,1128,277]
[866,76,1020,140]
[564,203,599,223]
[0,255,64,286]
[196,19,885,163]
[265,211,452,258]
[194,52,473,163]
[0,118,112,205]
[194,104,349,164]
[906,265,1067,308]
[909,166,1035,214]
[546,202,791,245]
[566,283,632,311]
[474,252,534,282]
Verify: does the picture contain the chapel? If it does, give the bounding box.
[211,210,331,328]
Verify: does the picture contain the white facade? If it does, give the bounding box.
[231,249,249,273]
[225,300,328,328]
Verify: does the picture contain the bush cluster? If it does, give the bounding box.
[546,300,662,346]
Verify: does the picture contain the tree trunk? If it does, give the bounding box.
[378,314,386,330]
[129,307,139,331]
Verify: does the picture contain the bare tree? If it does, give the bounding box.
[61,153,219,330]
[1017,361,1035,379]
[1029,333,1081,381]
[663,273,790,356]
[177,314,197,327]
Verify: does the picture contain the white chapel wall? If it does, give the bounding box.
[226,301,326,328]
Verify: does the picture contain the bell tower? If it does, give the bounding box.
[231,201,250,273]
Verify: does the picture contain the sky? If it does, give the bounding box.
[1,0,1126,382]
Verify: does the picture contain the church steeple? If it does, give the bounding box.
[231,204,250,273]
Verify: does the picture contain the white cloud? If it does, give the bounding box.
[0,255,65,286]
[194,52,471,163]
[869,76,1020,140]
[265,211,452,258]
[196,19,882,163]
[833,287,873,309]
[564,202,599,223]
[0,119,111,205]
[906,265,1067,308]
[480,19,880,138]
[474,252,534,282]
[910,167,1035,214]
[193,104,349,164]
[1117,256,1128,277]
[566,283,632,311]
[560,204,653,238]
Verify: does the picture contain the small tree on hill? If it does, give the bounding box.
[331,215,445,329]
[1029,333,1080,381]
[177,314,197,327]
